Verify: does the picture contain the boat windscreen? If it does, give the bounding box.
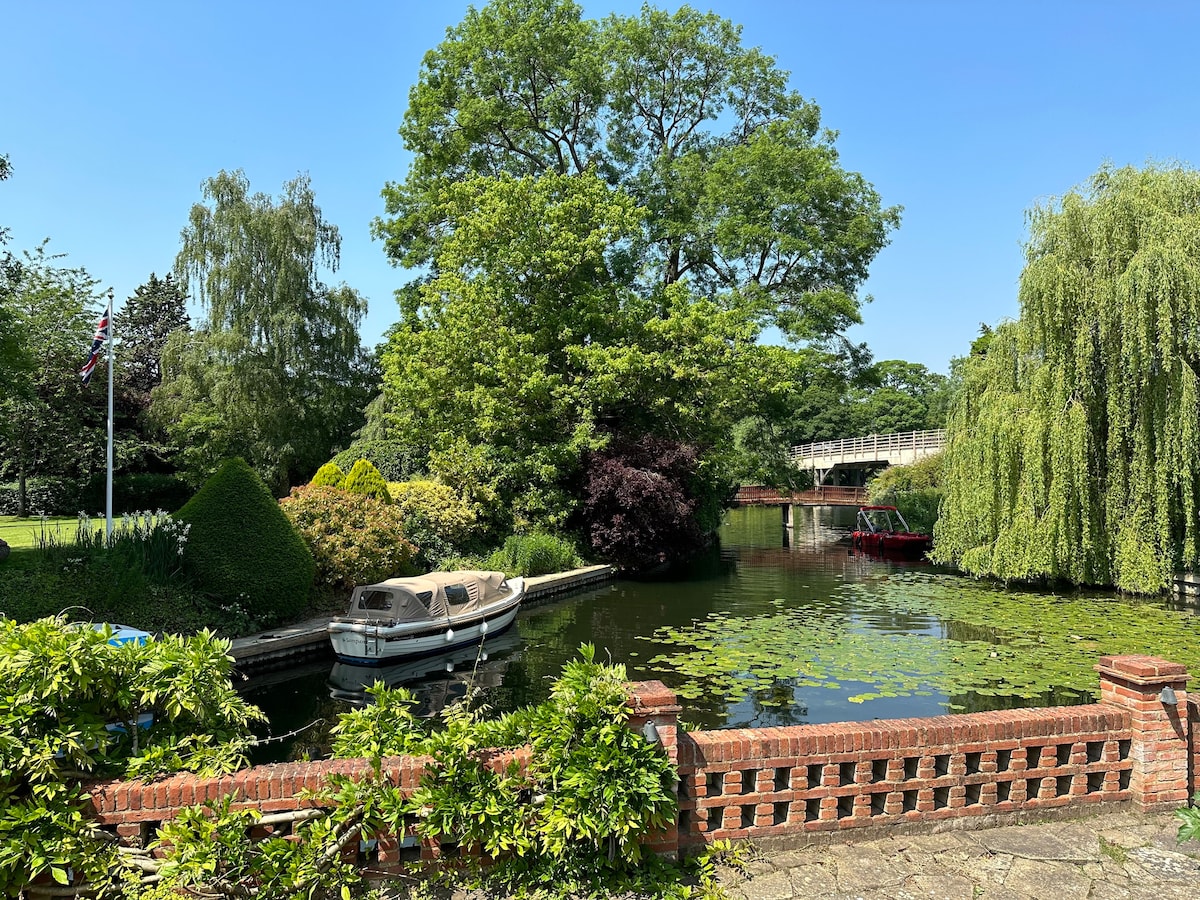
[356,587,432,623]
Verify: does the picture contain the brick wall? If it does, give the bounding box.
[677,706,1132,846]
[88,655,1194,861]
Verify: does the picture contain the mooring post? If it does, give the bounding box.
[782,503,793,528]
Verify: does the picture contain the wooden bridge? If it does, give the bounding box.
[732,485,867,507]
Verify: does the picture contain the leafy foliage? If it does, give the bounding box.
[330,437,424,483]
[280,485,416,590]
[580,435,711,571]
[154,170,374,493]
[137,649,687,900]
[308,462,345,489]
[935,164,1200,592]
[868,453,944,535]
[486,531,582,577]
[387,479,478,569]
[0,617,261,894]
[1177,795,1200,845]
[329,645,677,896]
[368,0,899,544]
[175,458,315,625]
[380,0,898,340]
[0,243,108,515]
[341,459,392,504]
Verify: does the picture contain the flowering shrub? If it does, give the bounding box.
[280,486,416,590]
[387,479,478,568]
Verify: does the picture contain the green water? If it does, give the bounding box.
[242,506,1200,762]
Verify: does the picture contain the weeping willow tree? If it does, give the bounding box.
[935,163,1200,593]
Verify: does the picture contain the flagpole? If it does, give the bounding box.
[105,288,114,541]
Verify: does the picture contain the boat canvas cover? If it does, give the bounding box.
[348,570,508,623]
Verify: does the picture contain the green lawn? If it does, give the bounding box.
[0,516,83,549]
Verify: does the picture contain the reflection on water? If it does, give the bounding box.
[327,629,523,713]
[242,505,1199,763]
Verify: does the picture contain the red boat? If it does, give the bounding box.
[850,505,932,557]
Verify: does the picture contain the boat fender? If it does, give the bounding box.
[480,620,488,634]
[445,628,455,642]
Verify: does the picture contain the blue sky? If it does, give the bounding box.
[3,1,1197,373]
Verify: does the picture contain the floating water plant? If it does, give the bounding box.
[645,572,1200,713]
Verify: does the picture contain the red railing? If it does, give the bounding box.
[733,486,868,506]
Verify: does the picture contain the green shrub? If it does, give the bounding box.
[342,459,392,504]
[388,479,477,568]
[0,617,262,894]
[332,438,423,482]
[868,454,945,535]
[309,462,346,489]
[487,531,581,577]
[281,485,417,590]
[329,645,677,895]
[81,473,193,514]
[868,452,944,496]
[0,478,84,516]
[175,458,315,626]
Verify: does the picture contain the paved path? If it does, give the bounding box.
[719,809,1200,900]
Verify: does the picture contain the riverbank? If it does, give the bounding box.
[229,564,616,668]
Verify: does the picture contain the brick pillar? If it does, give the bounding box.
[627,681,681,858]
[1096,655,1190,811]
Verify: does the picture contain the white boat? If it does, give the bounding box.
[327,570,527,665]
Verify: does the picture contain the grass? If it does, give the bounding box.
[0,516,86,550]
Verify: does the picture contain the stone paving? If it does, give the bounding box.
[718,809,1200,900]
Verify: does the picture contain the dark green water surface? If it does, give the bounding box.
[242,506,1200,763]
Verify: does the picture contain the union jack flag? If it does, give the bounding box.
[80,302,111,386]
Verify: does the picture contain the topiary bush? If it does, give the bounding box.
[388,479,478,568]
[342,459,393,504]
[175,458,315,626]
[331,438,424,482]
[281,485,417,590]
[487,531,581,577]
[309,462,346,489]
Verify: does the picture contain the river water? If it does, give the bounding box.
[242,505,1200,763]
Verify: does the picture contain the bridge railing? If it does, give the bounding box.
[788,429,946,463]
[733,485,868,506]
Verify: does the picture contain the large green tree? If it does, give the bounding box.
[370,0,898,542]
[935,163,1200,593]
[379,0,898,344]
[153,171,374,492]
[0,244,107,514]
[111,273,191,472]
[0,154,29,395]
[118,272,189,407]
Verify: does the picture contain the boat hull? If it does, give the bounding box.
[851,530,932,557]
[327,588,525,665]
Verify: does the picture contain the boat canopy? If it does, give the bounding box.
[345,570,509,624]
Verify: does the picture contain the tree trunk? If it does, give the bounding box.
[17,467,26,518]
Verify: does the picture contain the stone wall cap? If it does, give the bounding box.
[1095,655,1188,685]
